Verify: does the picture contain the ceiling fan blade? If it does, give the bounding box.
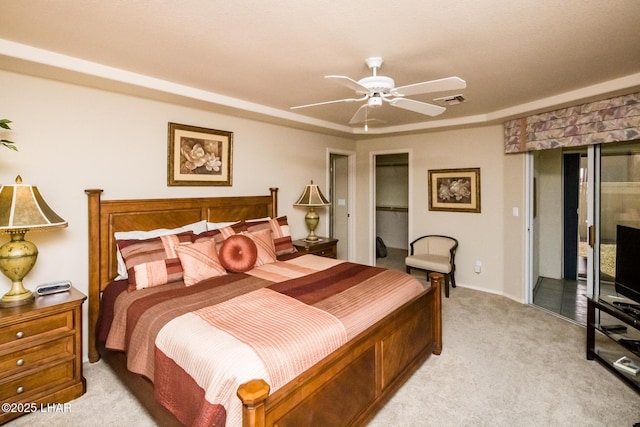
[291,96,365,110]
[325,75,370,94]
[389,98,446,116]
[392,76,466,96]
[348,104,369,124]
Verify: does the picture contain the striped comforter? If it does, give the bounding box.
[105,255,424,426]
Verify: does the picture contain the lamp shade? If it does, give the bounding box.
[0,176,67,307]
[0,176,67,232]
[294,180,330,207]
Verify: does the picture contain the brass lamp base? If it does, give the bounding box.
[0,231,38,308]
[0,285,35,307]
[304,207,320,241]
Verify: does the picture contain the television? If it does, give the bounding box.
[615,224,640,306]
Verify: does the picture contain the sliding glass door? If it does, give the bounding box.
[531,140,640,324]
[596,141,640,299]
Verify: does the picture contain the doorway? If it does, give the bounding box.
[531,140,640,324]
[373,152,409,270]
[328,150,355,260]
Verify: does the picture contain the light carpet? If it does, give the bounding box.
[10,286,640,426]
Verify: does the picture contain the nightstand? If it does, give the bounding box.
[0,286,86,424]
[293,237,339,259]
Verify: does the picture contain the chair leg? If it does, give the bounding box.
[444,274,450,298]
[450,271,456,288]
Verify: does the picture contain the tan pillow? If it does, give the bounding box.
[117,231,193,291]
[175,239,227,286]
[245,216,297,256]
[242,228,277,267]
[193,221,246,245]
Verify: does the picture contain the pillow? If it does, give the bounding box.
[241,228,277,267]
[175,239,227,286]
[206,221,240,230]
[218,234,258,273]
[114,220,208,280]
[194,221,247,244]
[117,231,193,291]
[245,216,297,256]
[206,217,269,230]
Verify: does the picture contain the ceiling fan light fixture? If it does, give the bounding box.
[368,95,383,107]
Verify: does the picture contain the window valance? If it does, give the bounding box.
[504,92,640,153]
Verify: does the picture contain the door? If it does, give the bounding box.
[329,153,349,260]
[596,141,640,298]
[531,140,640,323]
[563,153,580,281]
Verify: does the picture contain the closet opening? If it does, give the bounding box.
[374,152,409,271]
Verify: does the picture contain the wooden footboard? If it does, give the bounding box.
[238,274,443,427]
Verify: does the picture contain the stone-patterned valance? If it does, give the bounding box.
[504,92,640,153]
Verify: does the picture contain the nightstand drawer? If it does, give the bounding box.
[0,335,74,376]
[0,311,73,346]
[0,359,74,401]
[292,237,339,259]
[314,246,336,258]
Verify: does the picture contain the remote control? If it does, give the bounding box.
[601,324,628,334]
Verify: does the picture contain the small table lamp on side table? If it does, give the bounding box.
[294,180,331,242]
[0,175,67,307]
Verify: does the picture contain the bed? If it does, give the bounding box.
[86,188,442,427]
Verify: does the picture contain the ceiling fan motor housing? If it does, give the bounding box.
[356,76,395,95]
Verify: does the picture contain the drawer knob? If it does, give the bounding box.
[15,331,24,339]
[16,358,24,367]
[16,386,24,394]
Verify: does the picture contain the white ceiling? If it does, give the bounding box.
[1,0,640,137]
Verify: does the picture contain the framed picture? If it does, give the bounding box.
[428,168,481,213]
[167,122,233,186]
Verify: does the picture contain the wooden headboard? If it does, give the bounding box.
[85,188,278,362]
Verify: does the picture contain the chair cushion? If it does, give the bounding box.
[405,254,452,273]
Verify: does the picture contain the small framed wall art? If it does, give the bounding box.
[428,167,481,213]
[167,122,233,186]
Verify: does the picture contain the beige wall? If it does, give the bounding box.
[355,126,526,300]
[1,69,527,361]
[1,70,355,360]
[534,149,563,280]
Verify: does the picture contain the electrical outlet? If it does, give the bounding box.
[474,260,482,274]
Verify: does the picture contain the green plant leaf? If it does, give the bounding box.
[0,119,12,130]
[0,141,17,151]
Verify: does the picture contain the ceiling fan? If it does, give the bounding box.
[291,57,466,127]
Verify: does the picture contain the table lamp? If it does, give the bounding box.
[294,180,330,242]
[0,175,67,307]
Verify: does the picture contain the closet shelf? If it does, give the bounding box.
[376,206,408,212]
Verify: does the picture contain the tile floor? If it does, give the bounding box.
[533,276,588,324]
[532,276,617,325]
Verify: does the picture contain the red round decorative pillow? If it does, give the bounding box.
[218,234,258,273]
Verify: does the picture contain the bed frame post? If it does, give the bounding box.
[237,379,270,427]
[269,187,278,218]
[429,272,443,355]
[85,189,103,363]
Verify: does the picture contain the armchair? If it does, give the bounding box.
[405,235,458,298]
